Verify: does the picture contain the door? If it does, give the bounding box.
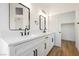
[75,22,79,50]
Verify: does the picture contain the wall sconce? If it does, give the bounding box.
[77,22,79,24]
[41,10,46,15]
[34,20,38,25]
[39,10,46,17]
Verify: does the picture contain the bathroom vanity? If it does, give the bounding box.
[0,33,54,56]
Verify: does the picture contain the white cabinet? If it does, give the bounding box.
[9,33,54,56]
[54,33,61,47]
[44,38,49,55]
[48,34,54,49]
[15,46,35,56]
[35,40,45,56]
[43,34,54,56]
[13,42,36,56]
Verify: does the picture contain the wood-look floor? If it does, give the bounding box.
[48,40,79,56]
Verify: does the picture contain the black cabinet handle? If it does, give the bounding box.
[59,32,61,33]
[33,49,38,56]
[33,50,35,56]
[36,49,37,56]
[52,38,53,42]
[44,43,46,49]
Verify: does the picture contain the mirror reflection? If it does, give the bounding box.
[9,3,30,31]
[39,15,46,33]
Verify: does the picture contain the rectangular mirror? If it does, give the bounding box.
[9,3,30,31]
[39,15,46,31]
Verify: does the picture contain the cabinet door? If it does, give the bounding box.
[43,42,48,56]
[14,40,38,56]
[44,34,54,56]
[46,38,51,54]
[48,34,54,49]
[44,37,50,56]
[14,37,46,56]
[17,47,35,56]
[15,45,36,56]
[35,39,45,56]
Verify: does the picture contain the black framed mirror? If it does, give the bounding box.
[39,15,46,32]
[9,3,30,31]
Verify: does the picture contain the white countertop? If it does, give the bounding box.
[1,32,54,46]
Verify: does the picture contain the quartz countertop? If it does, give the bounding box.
[1,32,54,46]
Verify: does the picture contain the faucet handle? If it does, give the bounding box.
[27,32,29,35]
[20,32,23,36]
[24,32,26,35]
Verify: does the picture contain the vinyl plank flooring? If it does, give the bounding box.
[48,40,79,56]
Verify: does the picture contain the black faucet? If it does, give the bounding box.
[20,26,29,36]
[24,27,29,35]
[24,27,27,35]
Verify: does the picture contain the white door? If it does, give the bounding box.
[75,22,79,51]
[61,23,75,41]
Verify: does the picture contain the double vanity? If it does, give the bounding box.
[0,32,54,56]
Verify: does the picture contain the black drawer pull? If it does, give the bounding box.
[44,43,47,49]
[52,38,53,42]
[33,50,35,56]
[36,49,37,56]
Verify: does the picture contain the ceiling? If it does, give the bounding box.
[31,3,79,15]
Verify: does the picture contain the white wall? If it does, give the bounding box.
[49,11,75,32]
[48,15,61,47]
[48,15,57,33]
[58,11,75,24]
[30,4,49,34]
[0,3,11,55]
[30,5,42,34]
[0,3,31,37]
[0,3,50,37]
[0,3,45,32]
[61,23,75,41]
[0,3,9,32]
